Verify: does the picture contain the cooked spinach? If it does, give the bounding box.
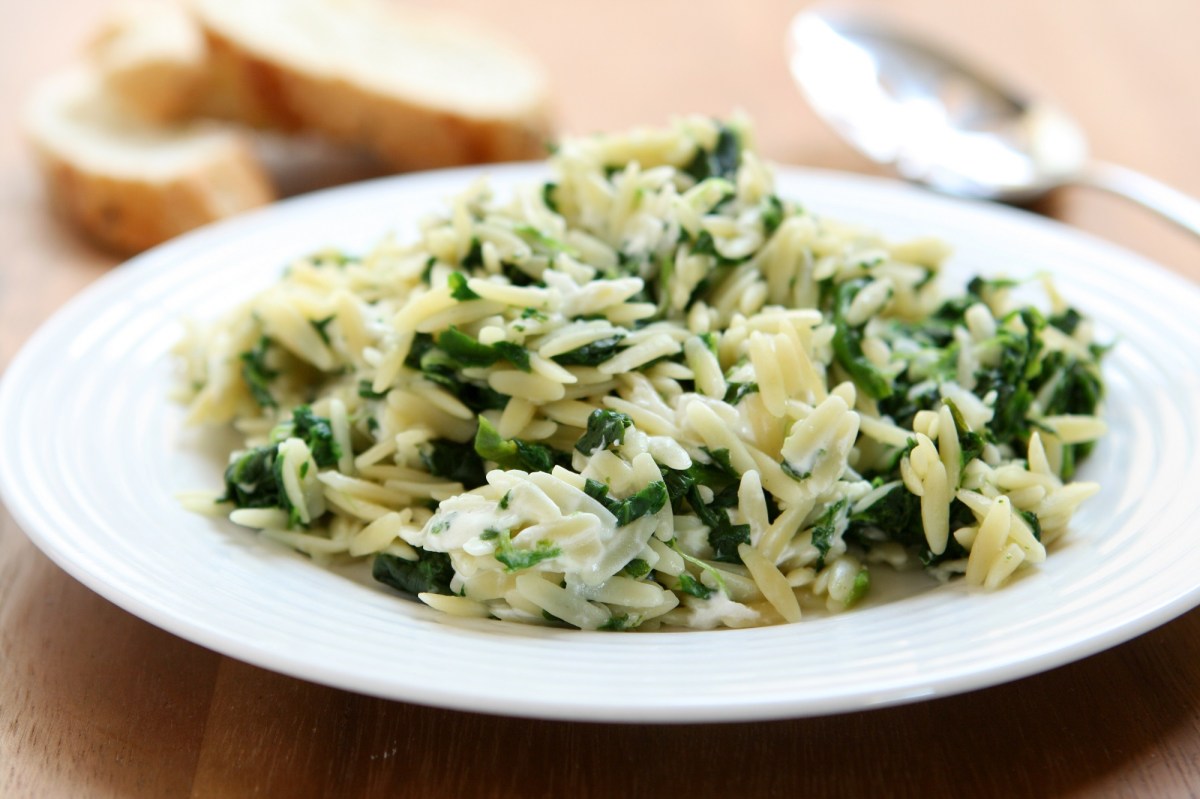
[575,409,633,455]
[474,416,561,473]
[683,124,741,182]
[272,405,340,467]
[583,478,668,526]
[724,381,759,404]
[677,572,714,599]
[373,549,455,595]
[551,335,625,366]
[420,438,487,488]
[219,445,281,508]
[832,279,893,400]
[239,336,278,408]
[481,528,562,572]
[809,498,848,570]
[447,271,481,301]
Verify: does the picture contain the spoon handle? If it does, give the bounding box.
[1075,160,1200,239]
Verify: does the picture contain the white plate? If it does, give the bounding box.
[3,165,1200,723]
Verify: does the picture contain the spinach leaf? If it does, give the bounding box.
[447,271,481,301]
[848,484,924,550]
[598,613,640,631]
[810,499,848,570]
[460,237,484,269]
[584,479,668,527]
[551,335,625,366]
[677,572,714,599]
[575,409,633,455]
[219,445,281,508]
[683,124,742,182]
[438,327,500,367]
[723,381,759,405]
[832,279,893,400]
[974,308,1045,446]
[944,400,985,479]
[239,336,278,408]
[436,328,532,372]
[420,438,487,488]
[474,416,561,473]
[310,315,335,345]
[272,406,341,467]
[514,224,579,257]
[492,341,531,372]
[542,182,560,214]
[357,380,389,400]
[620,558,651,579]
[660,452,746,560]
[373,550,455,595]
[761,195,785,235]
[481,528,561,572]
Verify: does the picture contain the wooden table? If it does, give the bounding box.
[4,1,1200,796]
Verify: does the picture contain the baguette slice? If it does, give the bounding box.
[190,0,553,170]
[88,0,208,123]
[25,67,275,255]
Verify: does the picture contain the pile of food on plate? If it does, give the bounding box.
[177,116,1107,630]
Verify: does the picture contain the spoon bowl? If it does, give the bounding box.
[787,9,1200,236]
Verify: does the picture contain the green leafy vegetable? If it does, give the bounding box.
[373,550,455,595]
[945,400,985,480]
[420,439,487,488]
[810,499,848,570]
[272,406,341,467]
[447,271,481,301]
[621,558,651,579]
[542,182,560,214]
[584,479,668,526]
[492,341,532,372]
[460,237,484,269]
[514,224,579,257]
[761,195,785,235]
[435,328,532,372]
[438,327,501,367]
[310,315,335,345]
[551,335,625,366]
[781,461,810,481]
[474,416,560,473]
[845,569,871,607]
[848,483,923,550]
[219,445,281,508]
[358,380,388,400]
[677,572,714,599]
[598,613,640,631]
[239,336,278,408]
[575,409,633,455]
[723,382,759,404]
[683,124,741,182]
[483,528,562,572]
[832,279,893,400]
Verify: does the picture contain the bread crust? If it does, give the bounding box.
[191,1,553,169]
[32,133,274,255]
[26,67,275,255]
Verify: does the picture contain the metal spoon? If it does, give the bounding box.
[787,9,1200,237]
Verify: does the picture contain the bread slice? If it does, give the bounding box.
[88,0,208,123]
[189,0,553,170]
[25,67,275,255]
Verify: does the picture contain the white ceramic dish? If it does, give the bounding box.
[3,164,1199,723]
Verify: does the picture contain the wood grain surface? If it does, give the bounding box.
[3,1,1200,797]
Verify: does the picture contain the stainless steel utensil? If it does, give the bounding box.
[787,9,1200,237]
